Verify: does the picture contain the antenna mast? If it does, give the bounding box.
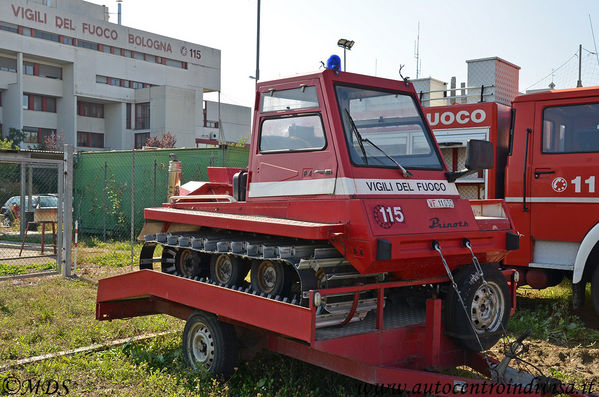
[590,14,599,68]
[414,22,421,78]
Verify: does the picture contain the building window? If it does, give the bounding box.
[23,127,39,143]
[0,23,18,33]
[77,40,98,50]
[23,94,56,112]
[35,30,59,42]
[24,61,35,75]
[132,81,144,89]
[78,101,104,118]
[135,133,150,149]
[135,103,150,130]
[23,61,62,79]
[96,75,108,84]
[22,127,56,144]
[0,56,17,72]
[39,64,61,79]
[77,131,104,148]
[126,103,132,129]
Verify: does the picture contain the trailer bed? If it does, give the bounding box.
[96,269,588,396]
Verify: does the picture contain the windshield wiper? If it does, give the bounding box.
[343,108,413,178]
[362,138,413,177]
[344,108,368,165]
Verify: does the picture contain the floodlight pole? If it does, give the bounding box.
[255,0,260,87]
[343,47,347,72]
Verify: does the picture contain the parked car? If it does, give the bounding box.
[0,195,58,226]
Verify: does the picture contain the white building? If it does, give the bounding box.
[0,0,250,150]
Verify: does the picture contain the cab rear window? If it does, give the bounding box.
[261,86,319,113]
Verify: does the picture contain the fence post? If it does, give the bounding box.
[153,159,157,205]
[103,161,107,241]
[19,163,25,238]
[56,161,63,273]
[62,144,73,277]
[130,149,135,270]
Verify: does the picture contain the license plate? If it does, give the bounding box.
[427,199,454,208]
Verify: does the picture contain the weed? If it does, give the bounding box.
[0,262,55,275]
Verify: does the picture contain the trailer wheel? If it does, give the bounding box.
[251,260,285,296]
[210,254,248,287]
[591,266,599,316]
[444,264,510,351]
[182,311,237,378]
[176,249,201,277]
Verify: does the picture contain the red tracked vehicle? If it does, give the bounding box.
[95,67,598,395]
[133,67,520,354]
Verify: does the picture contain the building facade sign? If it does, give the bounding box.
[3,1,217,67]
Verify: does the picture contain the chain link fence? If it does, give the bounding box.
[0,152,63,278]
[73,146,249,242]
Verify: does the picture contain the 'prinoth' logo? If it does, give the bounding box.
[429,217,469,229]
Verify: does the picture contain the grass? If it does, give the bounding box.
[0,262,56,276]
[0,335,368,397]
[0,277,181,362]
[509,280,599,347]
[1,239,598,396]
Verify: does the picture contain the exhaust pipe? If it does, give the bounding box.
[168,153,181,199]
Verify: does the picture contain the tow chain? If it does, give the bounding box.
[432,239,510,373]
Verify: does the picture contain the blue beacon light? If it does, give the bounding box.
[326,55,341,72]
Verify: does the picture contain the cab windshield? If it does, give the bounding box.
[335,85,443,170]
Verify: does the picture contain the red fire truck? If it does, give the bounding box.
[424,86,599,315]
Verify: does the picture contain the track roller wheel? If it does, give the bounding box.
[251,260,285,296]
[175,249,202,277]
[161,246,178,274]
[210,254,248,287]
[444,264,510,351]
[182,311,237,378]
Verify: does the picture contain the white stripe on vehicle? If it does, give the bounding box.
[248,178,459,198]
[505,197,599,203]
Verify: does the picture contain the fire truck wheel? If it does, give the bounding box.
[210,254,248,287]
[591,266,599,316]
[444,264,510,352]
[251,260,285,296]
[175,249,201,277]
[182,311,237,378]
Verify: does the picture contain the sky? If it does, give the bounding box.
[87,0,599,108]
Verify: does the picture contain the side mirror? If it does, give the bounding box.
[446,139,494,182]
[465,139,494,170]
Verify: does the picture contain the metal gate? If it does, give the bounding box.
[0,147,73,279]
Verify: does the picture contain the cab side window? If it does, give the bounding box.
[543,103,599,153]
[259,114,326,152]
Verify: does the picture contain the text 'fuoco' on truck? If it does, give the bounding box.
[135,66,520,355]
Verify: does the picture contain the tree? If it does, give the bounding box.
[36,132,64,151]
[7,128,25,149]
[145,132,177,148]
[0,139,16,150]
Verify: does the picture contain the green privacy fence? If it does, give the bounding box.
[73,146,249,240]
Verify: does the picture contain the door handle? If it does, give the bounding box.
[314,169,332,175]
[534,169,555,179]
